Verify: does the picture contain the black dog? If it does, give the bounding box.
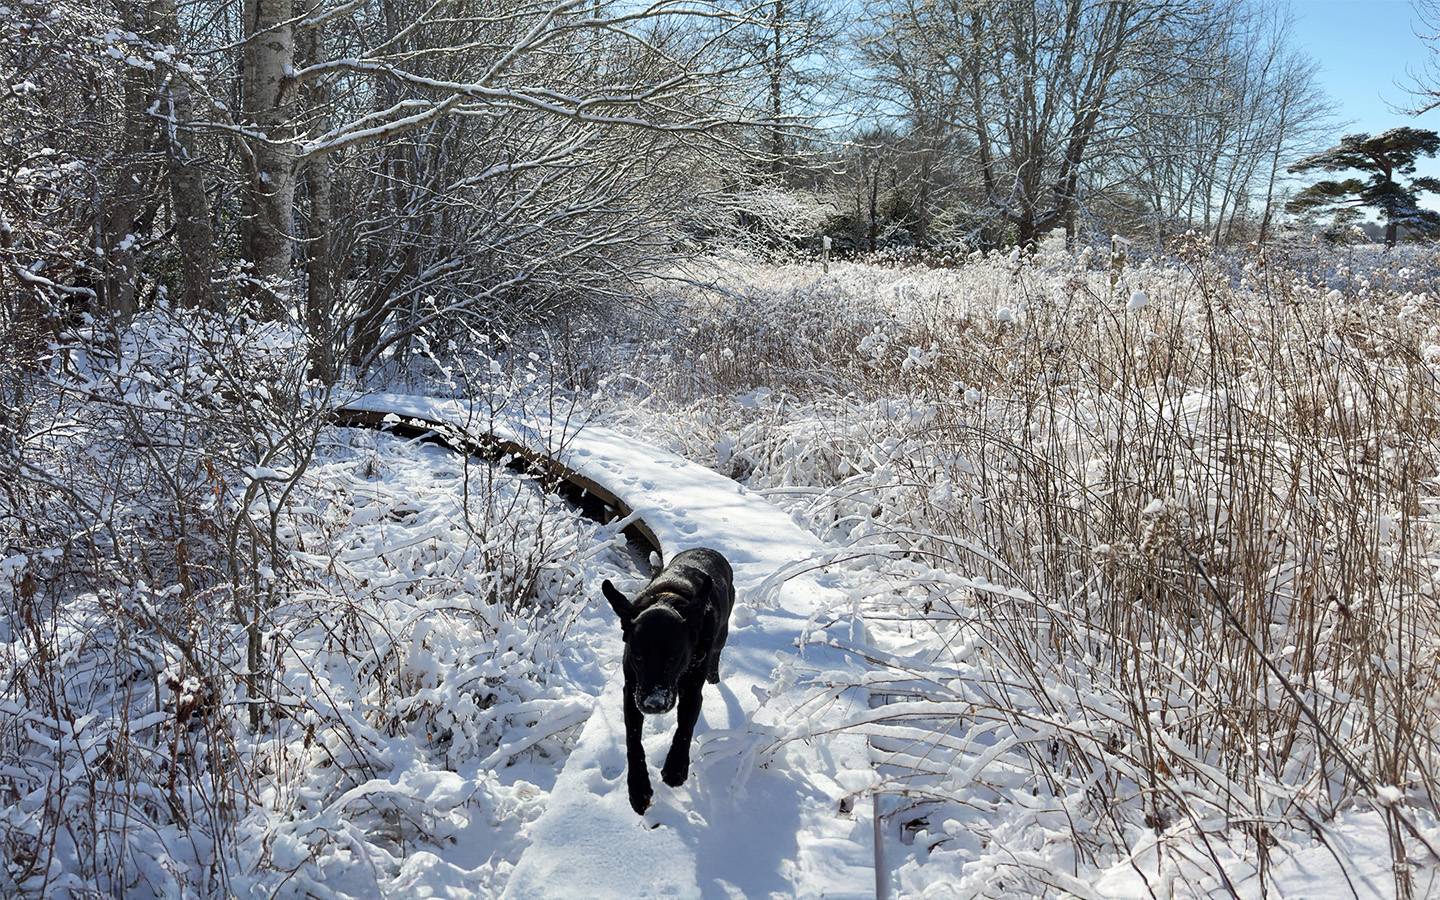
[602,547,735,815]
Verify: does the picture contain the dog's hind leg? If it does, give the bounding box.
[708,585,734,684]
[707,619,729,685]
[661,669,706,787]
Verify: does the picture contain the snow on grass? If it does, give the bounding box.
[0,381,642,896]
[543,246,1440,897]
[8,243,1440,897]
[237,428,628,896]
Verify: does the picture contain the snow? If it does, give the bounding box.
[14,250,1440,897]
[1092,811,1414,899]
[1376,785,1405,806]
[554,253,1440,897]
[245,428,615,898]
[241,464,288,481]
[339,393,877,898]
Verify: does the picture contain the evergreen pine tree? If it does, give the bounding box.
[1287,127,1440,247]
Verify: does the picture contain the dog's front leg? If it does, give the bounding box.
[623,677,653,814]
[661,669,706,787]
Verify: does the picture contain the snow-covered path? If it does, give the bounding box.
[339,394,876,899]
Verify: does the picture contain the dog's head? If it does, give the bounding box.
[603,578,707,715]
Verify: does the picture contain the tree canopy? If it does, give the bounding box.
[1287,127,1440,246]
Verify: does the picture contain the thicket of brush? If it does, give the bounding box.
[0,314,614,895]
[590,242,1440,895]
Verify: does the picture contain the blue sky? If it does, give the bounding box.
[1291,0,1440,183]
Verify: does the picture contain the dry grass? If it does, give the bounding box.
[596,242,1440,895]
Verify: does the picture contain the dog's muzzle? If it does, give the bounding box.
[638,688,676,714]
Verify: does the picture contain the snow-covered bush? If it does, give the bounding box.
[574,246,1440,896]
[0,310,618,895]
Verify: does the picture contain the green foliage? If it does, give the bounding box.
[1287,128,1440,244]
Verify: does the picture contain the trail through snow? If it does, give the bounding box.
[340,394,877,899]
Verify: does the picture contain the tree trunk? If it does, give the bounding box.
[152,0,217,311]
[915,180,932,246]
[242,0,297,319]
[914,128,936,245]
[303,160,336,380]
[1016,213,1039,250]
[768,0,785,177]
[298,1,336,381]
[1257,102,1289,246]
[867,161,879,252]
[100,3,155,324]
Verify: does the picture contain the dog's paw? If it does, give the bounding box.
[661,756,690,787]
[627,777,653,815]
[706,669,719,685]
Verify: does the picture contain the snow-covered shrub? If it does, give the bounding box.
[0,310,616,895]
[573,246,1440,896]
[0,306,325,894]
[229,427,610,897]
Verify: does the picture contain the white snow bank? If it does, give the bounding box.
[1092,810,1418,900]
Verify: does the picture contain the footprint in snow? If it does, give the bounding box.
[645,801,706,832]
[586,765,622,792]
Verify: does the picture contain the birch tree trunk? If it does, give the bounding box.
[241,0,297,320]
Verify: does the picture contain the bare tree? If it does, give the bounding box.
[856,0,1200,247]
[219,0,772,368]
[1108,2,1327,244]
[855,0,968,245]
[963,0,1198,246]
[721,0,840,177]
[2,0,781,376]
[850,0,1325,249]
[151,0,218,311]
[1406,0,1440,114]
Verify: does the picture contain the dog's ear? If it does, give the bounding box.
[697,571,713,598]
[602,579,635,622]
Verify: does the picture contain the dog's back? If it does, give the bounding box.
[642,547,734,621]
